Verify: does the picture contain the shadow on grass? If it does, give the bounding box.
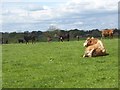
[82,53,109,58]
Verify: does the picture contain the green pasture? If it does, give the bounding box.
[2,39,118,88]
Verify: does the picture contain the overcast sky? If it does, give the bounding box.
[1,0,119,32]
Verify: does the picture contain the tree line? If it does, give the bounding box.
[0,28,119,44]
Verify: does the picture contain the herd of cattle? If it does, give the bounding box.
[1,29,115,57]
[17,32,70,44]
[17,29,114,44]
[1,29,114,44]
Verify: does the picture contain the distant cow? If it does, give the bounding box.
[101,29,114,38]
[83,37,107,57]
[59,36,63,42]
[5,40,8,44]
[1,38,4,44]
[1,38,8,44]
[59,33,70,42]
[24,35,36,44]
[76,35,80,41]
[47,36,52,42]
[18,38,24,43]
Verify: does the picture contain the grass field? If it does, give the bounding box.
[2,39,118,88]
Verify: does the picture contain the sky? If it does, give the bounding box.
[1,0,119,32]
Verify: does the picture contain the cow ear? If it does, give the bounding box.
[87,37,90,40]
[91,37,94,39]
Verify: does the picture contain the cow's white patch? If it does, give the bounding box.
[97,40,104,49]
[83,40,88,47]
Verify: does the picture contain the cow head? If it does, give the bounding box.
[83,37,98,47]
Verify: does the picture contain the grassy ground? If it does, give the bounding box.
[2,39,118,88]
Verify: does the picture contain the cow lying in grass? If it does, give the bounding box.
[83,37,108,57]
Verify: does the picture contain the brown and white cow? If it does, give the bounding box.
[47,36,52,42]
[101,29,114,38]
[83,37,107,57]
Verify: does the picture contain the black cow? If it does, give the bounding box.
[58,33,70,42]
[1,38,8,44]
[18,38,24,43]
[59,36,63,42]
[24,35,36,44]
[5,40,8,44]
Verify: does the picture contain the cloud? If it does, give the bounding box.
[25,5,45,11]
[1,0,70,3]
[27,0,118,21]
[63,0,118,14]
[2,0,118,22]
[73,22,83,25]
[1,0,119,32]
